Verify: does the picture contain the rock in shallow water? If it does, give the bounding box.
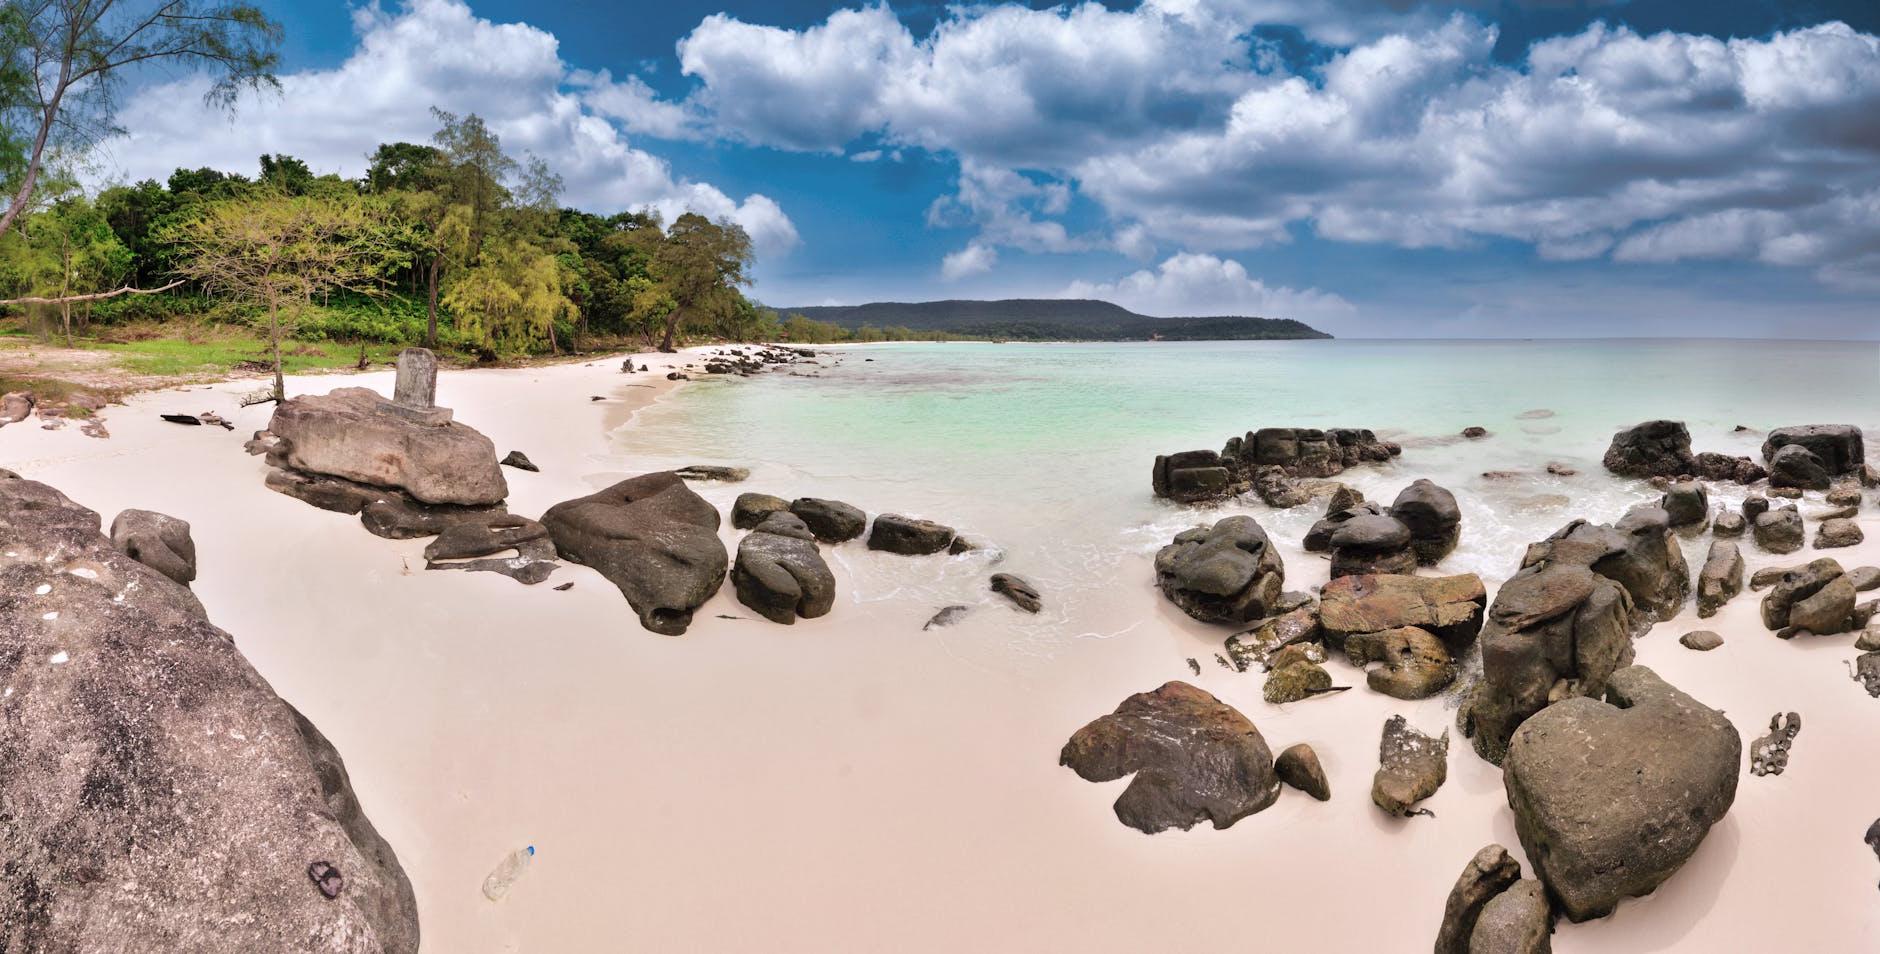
[867,513,957,555]
[1503,666,1740,922]
[1603,420,1695,478]
[1391,478,1461,565]
[1753,506,1805,554]
[0,478,419,951]
[990,572,1041,613]
[1060,681,1280,834]
[542,472,727,636]
[1155,516,1286,625]
[1372,715,1448,816]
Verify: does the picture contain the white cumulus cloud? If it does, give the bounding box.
[1061,253,1356,323]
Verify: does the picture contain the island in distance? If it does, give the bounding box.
[773,298,1333,342]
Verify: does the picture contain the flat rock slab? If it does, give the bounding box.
[269,386,506,506]
[1319,572,1485,652]
[1372,715,1448,816]
[1061,681,1280,834]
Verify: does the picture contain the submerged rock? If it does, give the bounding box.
[1155,516,1286,625]
[1435,845,1523,954]
[0,478,419,951]
[1503,666,1740,922]
[542,472,727,636]
[1060,681,1280,833]
[1275,743,1330,801]
[1372,715,1448,816]
[990,573,1042,613]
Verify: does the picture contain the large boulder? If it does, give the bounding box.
[1767,443,1831,491]
[1463,562,1635,764]
[1752,505,1805,554]
[1060,681,1280,833]
[109,508,197,588]
[0,479,419,951]
[1154,516,1286,624]
[1762,424,1865,476]
[268,387,507,506]
[1696,539,1743,619]
[1602,420,1695,478]
[866,513,957,555]
[541,472,727,635]
[1390,478,1461,564]
[1151,449,1243,504]
[733,520,837,624]
[1520,506,1688,625]
[1317,572,1486,654]
[1503,666,1740,922]
[1760,557,1856,635]
[1329,513,1418,578]
[789,497,867,543]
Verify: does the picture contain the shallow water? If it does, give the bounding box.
[619,339,1880,625]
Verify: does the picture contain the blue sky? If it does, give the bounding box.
[97,1,1880,337]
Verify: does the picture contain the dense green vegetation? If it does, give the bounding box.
[780,299,1332,341]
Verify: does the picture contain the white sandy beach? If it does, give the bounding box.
[2,351,1877,952]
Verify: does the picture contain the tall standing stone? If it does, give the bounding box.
[393,347,438,409]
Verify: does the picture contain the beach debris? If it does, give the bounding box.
[307,861,343,900]
[1749,711,1801,777]
[1155,515,1286,625]
[554,582,574,592]
[1060,681,1281,834]
[198,411,235,431]
[1697,539,1744,618]
[1186,658,1201,676]
[714,614,745,620]
[1274,743,1330,801]
[589,395,605,401]
[1852,653,1880,697]
[868,513,957,555]
[110,509,197,588]
[622,360,637,373]
[1212,653,1231,670]
[160,413,202,426]
[923,605,971,630]
[542,472,726,636]
[500,451,539,472]
[1435,845,1522,954]
[990,573,1041,613]
[1679,630,1724,651]
[1504,666,1739,922]
[1372,715,1448,817]
[674,464,750,483]
[482,846,535,902]
[79,419,109,439]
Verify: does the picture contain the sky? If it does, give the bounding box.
[91,0,1880,338]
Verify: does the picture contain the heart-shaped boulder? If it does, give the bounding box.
[1503,666,1740,921]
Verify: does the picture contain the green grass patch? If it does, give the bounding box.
[95,334,411,378]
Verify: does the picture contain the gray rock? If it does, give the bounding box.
[1264,655,1334,703]
[1503,666,1740,922]
[1710,510,1745,537]
[1155,516,1286,625]
[674,463,750,483]
[1693,451,1766,485]
[1225,606,1321,672]
[1762,424,1865,476]
[1468,880,1553,954]
[499,450,539,472]
[1856,628,1880,652]
[1603,420,1695,478]
[267,386,506,506]
[1329,512,1418,578]
[1519,507,1687,625]
[1749,562,1801,591]
[1790,576,1856,634]
[1151,448,1242,504]
[1303,501,1384,552]
[542,472,727,636]
[1816,517,1865,549]
[1680,630,1723,651]
[733,524,836,624]
[751,510,816,540]
[1743,495,1770,520]
[1753,506,1805,554]
[264,466,392,515]
[1372,715,1448,816]
[1857,652,1880,697]
[1275,743,1330,801]
[990,573,1042,613]
[0,479,419,951]
[422,513,558,584]
[923,605,971,630]
[790,497,867,543]
[1660,480,1709,527]
[1827,483,1866,508]
[1060,681,1281,833]
[1346,625,1456,699]
[1436,845,1523,954]
[392,346,438,408]
[1768,443,1831,490]
[1749,711,1801,777]
[109,508,197,588]
[1696,539,1743,619]
[867,513,957,555]
[1326,483,1366,513]
[1391,478,1462,564]
[1317,573,1486,655]
[359,495,508,541]
[732,492,790,530]
[1759,557,1845,631]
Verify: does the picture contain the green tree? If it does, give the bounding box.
[643,212,753,352]
[163,190,402,399]
[0,1,281,239]
[27,190,133,343]
[364,141,442,195]
[441,234,572,356]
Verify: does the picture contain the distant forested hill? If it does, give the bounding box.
[772,299,1332,341]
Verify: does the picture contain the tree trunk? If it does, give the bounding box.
[658,309,680,353]
[61,301,71,347]
[426,256,441,348]
[0,79,69,241]
[268,291,285,402]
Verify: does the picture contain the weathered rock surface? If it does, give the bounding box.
[1469,880,1553,954]
[867,513,957,555]
[1697,539,1743,619]
[1503,666,1740,922]
[542,472,727,635]
[1347,625,1456,699]
[109,508,197,588]
[1225,605,1321,672]
[1392,478,1462,564]
[1768,443,1831,490]
[1329,512,1418,578]
[1317,573,1486,654]
[733,520,836,624]
[1436,844,1523,954]
[1816,517,1865,549]
[1155,516,1286,625]
[1060,681,1280,833]
[1304,501,1384,552]
[1857,652,1880,697]
[422,513,558,584]
[1373,715,1448,816]
[1151,449,1239,504]
[1711,510,1746,537]
[1749,711,1801,777]
[1275,743,1330,801]
[1680,629,1723,651]
[1659,480,1708,527]
[789,497,867,543]
[359,495,508,541]
[1761,558,1856,635]
[1693,451,1765,485]
[1521,506,1687,625]
[1265,653,1334,703]
[0,478,419,951]
[1603,420,1695,478]
[990,573,1042,613]
[1152,427,1400,504]
[1753,506,1805,554]
[1762,425,1865,477]
[268,387,506,506]
[732,492,790,530]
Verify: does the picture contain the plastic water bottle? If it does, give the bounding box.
[482,845,535,901]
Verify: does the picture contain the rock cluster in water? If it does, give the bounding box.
[1152,426,1400,505]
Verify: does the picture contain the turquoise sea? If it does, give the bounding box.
[615,339,1880,638]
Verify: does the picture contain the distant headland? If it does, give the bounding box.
[770,299,1333,342]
